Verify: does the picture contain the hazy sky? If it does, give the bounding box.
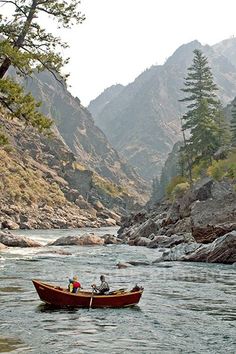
[2,0,236,105]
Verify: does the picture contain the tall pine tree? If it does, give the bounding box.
[180,49,227,172]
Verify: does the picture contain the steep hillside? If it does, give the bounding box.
[88,40,236,181]
[0,110,142,229]
[11,70,148,203]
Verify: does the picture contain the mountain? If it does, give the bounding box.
[88,39,236,181]
[14,70,148,204]
[213,37,236,68]
[89,84,124,118]
[0,113,125,229]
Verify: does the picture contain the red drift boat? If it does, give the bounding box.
[32,280,144,308]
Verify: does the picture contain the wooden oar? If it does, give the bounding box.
[88,289,94,310]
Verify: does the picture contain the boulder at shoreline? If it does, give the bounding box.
[0,230,42,247]
[183,231,236,264]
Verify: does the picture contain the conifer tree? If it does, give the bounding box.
[0,0,85,79]
[214,100,230,146]
[231,102,236,146]
[180,49,227,171]
[0,0,85,131]
[151,176,161,201]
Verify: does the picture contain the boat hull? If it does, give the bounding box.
[32,280,143,308]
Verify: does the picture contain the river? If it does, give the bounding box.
[0,227,235,353]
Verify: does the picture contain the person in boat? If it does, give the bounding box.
[68,275,81,293]
[92,275,110,295]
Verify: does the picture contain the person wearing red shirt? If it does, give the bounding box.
[68,275,81,293]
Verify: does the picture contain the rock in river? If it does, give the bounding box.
[36,249,72,256]
[0,242,8,250]
[49,233,104,246]
[160,243,201,261]
[0,230,42,247]
[116,262,132,269]
[101,234,123,245]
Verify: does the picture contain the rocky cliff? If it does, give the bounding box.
[0,109,136,229]
[12,70,148,204]
[88,39,236,181]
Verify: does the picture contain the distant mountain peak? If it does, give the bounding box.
[165,40,203,66]
[88,84,124,117]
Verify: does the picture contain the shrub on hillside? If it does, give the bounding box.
[0,149,67,206]
[92,174,127,197]
[207,151,236,180]
[192,160,209,179]
[166,176,188,196]
[0,129,8,146]
[172,182,190,198]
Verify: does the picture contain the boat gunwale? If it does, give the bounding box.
[32,279,143,298]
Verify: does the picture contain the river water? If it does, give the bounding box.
[0,227,235,354]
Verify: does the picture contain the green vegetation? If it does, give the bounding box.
[179,49,230,181]
[92,174,128,198]
[0,0,85,131]
[151,50,235,203]
[192,160,209,179]
[0,125,8,146]
[166,176,188,197]
[151,49,235,203]
[172,182,190,198]
[207,151,236,181]
[165,151,236,200]
[0,78,52,131]
[0,108,9,145]
[0,1,85,79]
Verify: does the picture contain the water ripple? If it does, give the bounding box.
[0,227,235,353]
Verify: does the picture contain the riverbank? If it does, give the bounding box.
[0,198,120,230]
[117,177,236,264]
